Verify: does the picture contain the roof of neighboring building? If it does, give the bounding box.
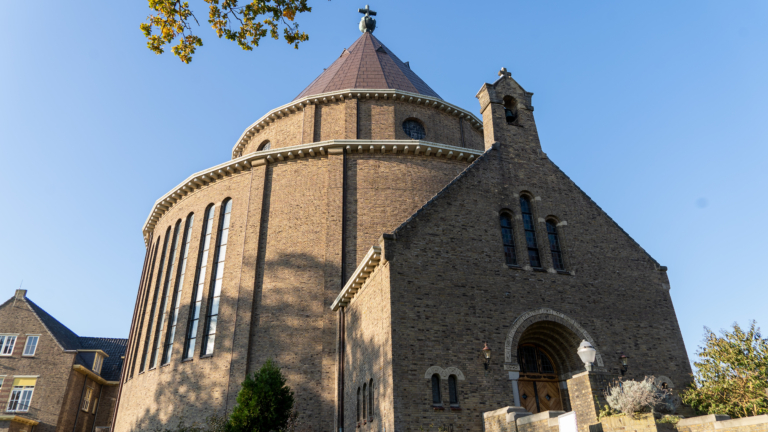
[2,291,128,381]
[78,337,128,381]
[293,32,441,101]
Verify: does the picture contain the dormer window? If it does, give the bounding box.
[93,354,104,375]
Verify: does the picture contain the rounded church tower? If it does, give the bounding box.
[114,17,487,432]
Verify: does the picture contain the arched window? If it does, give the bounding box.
[357,387,361,423]
[431,374,441,405]
[520,196,541,268]
[448,375,458,405]
[163,213,195,364]
[259,140,271,151]
[151,220,182,368]
[362,382,367,423]
[141,227,171,372]
[202,199,233,356]
[368,379,374,421]
[546,220,564,271]
[500,212,517,266]
[184,204,215,359]
[130,236,160,378]
[403,119,425,140]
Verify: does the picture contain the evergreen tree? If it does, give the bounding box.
[682,321,768,417]
[228,359,296,432]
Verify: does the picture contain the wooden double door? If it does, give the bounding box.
[517,344,564,413]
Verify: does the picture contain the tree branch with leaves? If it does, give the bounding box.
[140,0,312,64]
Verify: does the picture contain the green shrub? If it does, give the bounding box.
[227,359,296,432]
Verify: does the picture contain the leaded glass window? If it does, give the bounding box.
[163,213,195,364]
[520,197,541,268]
[151,220,182,369]
[201,199,233,356]
[141,228,171,372]
[546,221,565,271]
[431,374,441,405]
[403,119,425,140]
[448,375,458,405]
[518,345,556,374]
[184,205,215,359]
[500,213,517,265]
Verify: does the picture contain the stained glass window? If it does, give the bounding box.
[547,221,565,271]
[500,213,517,265]
[520,197,541,268]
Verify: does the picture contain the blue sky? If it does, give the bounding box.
[1,0,766,365]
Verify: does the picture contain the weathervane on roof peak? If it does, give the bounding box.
[358,5,377,34]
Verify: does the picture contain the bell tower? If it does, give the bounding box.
[476,68,543,157]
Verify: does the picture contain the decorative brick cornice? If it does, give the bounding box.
[331,246,382,311]
[231,88,484,158]
[142,140,483,245]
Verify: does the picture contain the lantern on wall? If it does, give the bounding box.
[577,340,597,371]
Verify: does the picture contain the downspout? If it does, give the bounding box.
[111,233,153,429]
[90,384,104,432]
[73,376,89,432]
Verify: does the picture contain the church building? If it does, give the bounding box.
[114,7,691,432]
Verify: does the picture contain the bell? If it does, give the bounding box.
[505,107,517,123]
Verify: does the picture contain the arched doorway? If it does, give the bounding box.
[517,344,563,413]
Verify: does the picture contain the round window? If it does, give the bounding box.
[402,119,425,140]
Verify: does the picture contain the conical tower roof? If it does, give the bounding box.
[294,32,441,101]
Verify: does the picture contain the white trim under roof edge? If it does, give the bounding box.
[331,246,382,311]
[142,140,484,245]
[230,88,485,158]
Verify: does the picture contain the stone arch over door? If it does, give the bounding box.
[504,308,604,374]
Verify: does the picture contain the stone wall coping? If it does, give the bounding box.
[677,415,731,427]
[73,364,119,386]
[482,406,531,422]
[142,139,484,245]
[0,415,40,426]
[230,88,484,158]
[517,410,566,426]
[331,246,382,310]
[715,415,768,429]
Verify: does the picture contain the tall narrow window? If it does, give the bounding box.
[131,237,160,377]
[151,220,182,368]
[520,196,541,268]
[547,221,565,271]
[201,199,232,356]
[163,213,195,364]
[141,228,171,372]
[368,379,374,421]
[356,388,361,423]
[500,213,517,265]
[184,205,215,359]
[431,374,441,405]
[22,336,38,356]
[82,386,93,412]
[448,375,459,405]
[362,383,367,423]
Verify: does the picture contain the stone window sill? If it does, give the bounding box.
[532,267,547,272]
[506,264,524,270]
[450,406,461,411]
[432,405,445,411]
[200,354,214,359]
[556,270,571,275]
[181,358,193,363]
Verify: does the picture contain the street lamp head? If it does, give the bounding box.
[482,343,492,360]
[577,340,596,370]
[619,354,629,376]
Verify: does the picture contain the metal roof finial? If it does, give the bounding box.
[358,5,377,33]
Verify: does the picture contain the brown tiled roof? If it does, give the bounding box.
[294,32,441,100]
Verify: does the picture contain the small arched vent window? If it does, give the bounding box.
[546,220,564,271]
[448,375,459,405]
[500,212,517,266]
[259,141,271,151]
[520,196,541,268]
[403,119,425,140]
[431,374,441,405]
[368,379,374,421]
[362,383,367,423]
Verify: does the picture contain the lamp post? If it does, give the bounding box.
[482,343,492,370]
[577,340,597,372]
[619,354,629,376]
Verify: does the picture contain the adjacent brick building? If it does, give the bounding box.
[0,290,127,432]
[114,12,691,432]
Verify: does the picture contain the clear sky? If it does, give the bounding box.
[1,0,766,365]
